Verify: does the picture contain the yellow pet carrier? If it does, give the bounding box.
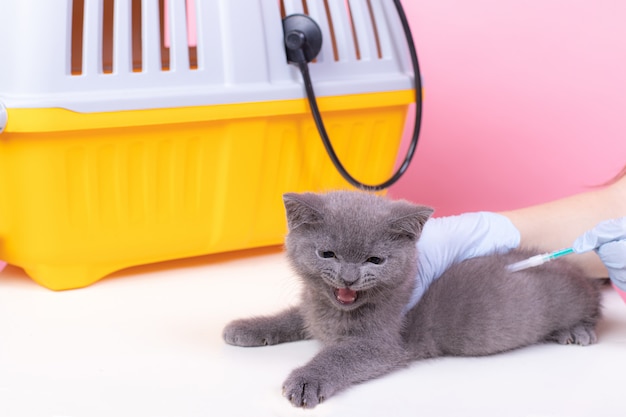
[0,0,417,290]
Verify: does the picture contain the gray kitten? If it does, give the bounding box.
[223,191,601,408]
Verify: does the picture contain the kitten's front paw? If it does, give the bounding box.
[223,318,274,347]
[282,367,336,409]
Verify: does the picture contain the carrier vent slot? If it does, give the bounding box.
[321,0,340,62]
[365,0,383,59]
[280,0,384,63]
[158,0,170,71]
[70,0,199,76]
[102,0,114,73]
[70,0,85,75]
[131,0,143,72]
[344,0,361,60]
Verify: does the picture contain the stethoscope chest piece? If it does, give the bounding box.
[282,14,323,65]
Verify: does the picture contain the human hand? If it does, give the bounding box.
[573,217,626,292]
[0,261,6,273]
[406,212,521,310]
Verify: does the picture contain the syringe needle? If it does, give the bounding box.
[506,248,575,272]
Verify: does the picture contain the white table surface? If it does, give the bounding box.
[1,246,624,417]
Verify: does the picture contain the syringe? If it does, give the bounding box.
[506,247,575,272]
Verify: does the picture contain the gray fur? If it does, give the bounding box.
[222,191,602,408]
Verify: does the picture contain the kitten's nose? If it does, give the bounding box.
[341,278,358,287]
[340,269,359,286]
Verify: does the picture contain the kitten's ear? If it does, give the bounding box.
[283,193,324,231]
[388,202,434,241]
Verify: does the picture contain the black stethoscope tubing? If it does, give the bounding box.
[286,0,422,192]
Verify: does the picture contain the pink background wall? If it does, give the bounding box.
[389,0,626,216]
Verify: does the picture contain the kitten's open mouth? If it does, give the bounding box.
[334,288,358,305]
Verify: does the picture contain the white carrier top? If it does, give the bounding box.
[0,0,413,113]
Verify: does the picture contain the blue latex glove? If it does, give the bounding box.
[406,212,521,311]
[572,217,626,292]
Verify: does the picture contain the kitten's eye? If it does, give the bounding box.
[366,256,385,265]
[319,251,336,259]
